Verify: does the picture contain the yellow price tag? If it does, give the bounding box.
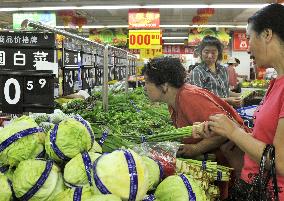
[129,30,161,49]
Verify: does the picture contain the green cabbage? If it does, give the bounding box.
[64,152,101,186]
[53,187,94,201]
[94,149,149,200]
[154,174,207,201]
[90,141,102,153]
[13,159,64,201]
[0,116,45,166]
[53,187,122,201]
[0,173,12,201]
[142,156,160,190]
[45,118,94,162]
[88,194,122,201]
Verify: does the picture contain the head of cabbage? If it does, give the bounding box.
[0,116,45,167]
[141,156,161,191]
[45,117,94,162]
[13,159,64,201]
[64,152,101,187]
[93,149,149,200]
[154,174,206,201]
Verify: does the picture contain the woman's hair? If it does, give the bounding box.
[143,57,186,88]
[248,3,284,42]
[197,35,224,61]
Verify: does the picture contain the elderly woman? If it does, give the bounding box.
[196,3,284,200]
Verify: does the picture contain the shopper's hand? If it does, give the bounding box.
[192,122,214,138]
[226,97,243,107]
[177,144,200,158]
[207,114,239,138]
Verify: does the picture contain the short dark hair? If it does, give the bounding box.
[143,57,186,88]
[197,35,224,61]
[248,3,284,42]
[235,58,240,64]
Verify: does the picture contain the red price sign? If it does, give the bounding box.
[129,30,161,49]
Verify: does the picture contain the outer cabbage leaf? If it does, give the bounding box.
[142,156,161,190]
[0,173,12,201]
[13,159,64,201]
[154,174,207,201]
[0,116,45,166]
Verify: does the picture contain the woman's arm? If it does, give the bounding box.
[208,114,284,176]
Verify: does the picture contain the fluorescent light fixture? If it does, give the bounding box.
[56,24,246,29]
[160,25,247,28]
[164,42,185,45]
[0,4,270,12]
[162,36,188,40]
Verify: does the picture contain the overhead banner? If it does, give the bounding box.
[13,12,56,30]
[233,31,249,51]
[128,8,160,29]
[188,28,230,46]
[163,45,194,54]
[128,29,161,49]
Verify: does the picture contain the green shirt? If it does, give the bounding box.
[188,62,229,98]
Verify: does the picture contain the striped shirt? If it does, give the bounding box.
[188,62,230,98]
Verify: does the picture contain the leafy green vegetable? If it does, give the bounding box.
[94,149,149,200]
[13,159,64,201]
[154,174,207,201]
[64,152,101,186]
[0,116,45,167]
[0,173,12,201]
[45,118,94,162]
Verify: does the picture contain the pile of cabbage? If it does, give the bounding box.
[0,113,208,201]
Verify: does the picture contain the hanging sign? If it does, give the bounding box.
[128,30,161,49]
[0,70,54,114]
[233,31,249,51]
[140,47,163,59]
[128,9,160,29]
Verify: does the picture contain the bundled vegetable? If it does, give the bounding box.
[93,149,149,200]
[176,158,232,182]
[13,159,64,201]
[0,173,12,201]
[45,116,95,162]
[64,152,101,187]
[145,126,194,142]
[0,116,45,166]
[154,174,207,201]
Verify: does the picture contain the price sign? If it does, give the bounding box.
[140,47,162,59]
[94,67,103,86]
[81,68,93,89]
[63,50,79,67]
[0,70,54,114]
[108,65,115,81]
[129,29,161,49]
[62,68,74,95]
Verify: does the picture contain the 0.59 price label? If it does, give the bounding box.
[0,70,54,113]
[128,29,161,49]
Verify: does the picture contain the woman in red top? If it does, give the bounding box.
[196,4,284,200]
[143,56,247,160]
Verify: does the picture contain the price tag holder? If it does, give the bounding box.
[0,70,54,114]
[81,68,93,90]
[94,67,103,86]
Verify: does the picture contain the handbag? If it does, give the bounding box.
[228,144,279,201]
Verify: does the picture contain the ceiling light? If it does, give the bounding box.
[164,42,185,45]
[0,4,270,12]
[162,37,188,40]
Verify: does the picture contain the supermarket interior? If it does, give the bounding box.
[0,1,284,201]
